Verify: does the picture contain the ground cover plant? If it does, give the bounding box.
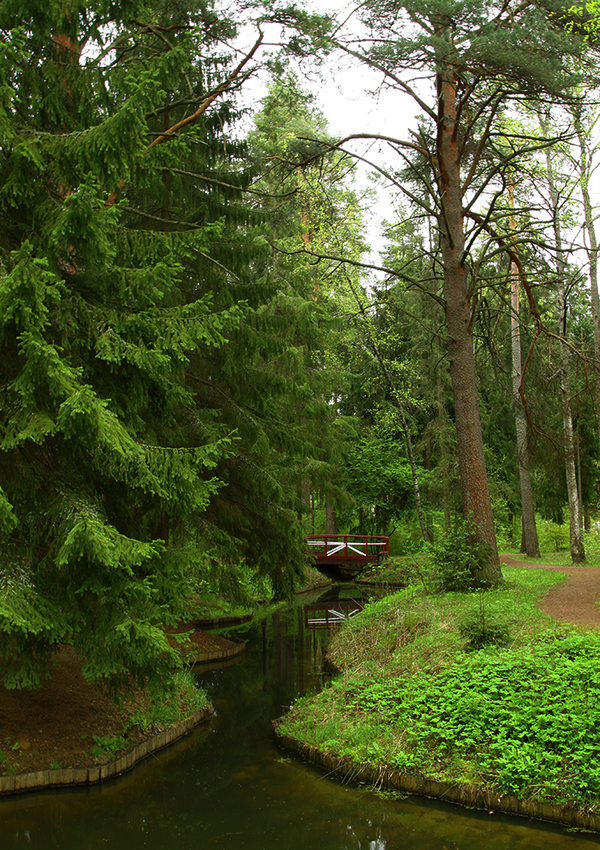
[277,567,600,812]
[86,671,210,763]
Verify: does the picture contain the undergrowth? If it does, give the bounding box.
[277,567,600,810]
[90,671,209,762]
[327,567,558,678]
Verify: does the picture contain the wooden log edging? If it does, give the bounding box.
[354,580,405,590]
[192,613,253,629]
[272,721,600,833]
[0,706,213,796]
[190,637,247,665]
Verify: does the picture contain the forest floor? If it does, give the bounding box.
[1,555,599,779]
[0,628,235,776]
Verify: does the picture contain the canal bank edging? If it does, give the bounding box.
[273,721,600,833]
[192,613,253,629]
[0,706,214,796]
[190,637,247,666]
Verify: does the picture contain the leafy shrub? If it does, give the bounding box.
[537,520,569,553]
[91,732,129,761]
[428,519,493,592]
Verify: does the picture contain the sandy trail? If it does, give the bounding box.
[501,553,600,628]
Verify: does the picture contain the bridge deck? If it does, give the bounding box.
[306,534,389,573]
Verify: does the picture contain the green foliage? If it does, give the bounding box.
[537,520,570,553]
[0,0,333,690]
[359,553,428,585]
[91,732,130,761]
[311,631,600,804]
[127,671,208,735]
[326,564,558,677]
[89,671,208,760]
[427,519,494,592]
[343,432,417,535]
[0,736,22,774]
[457,596,513,650]
[280,568,600,808]
[247,72,371,542]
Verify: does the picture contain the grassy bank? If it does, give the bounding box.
[277,566,600,817]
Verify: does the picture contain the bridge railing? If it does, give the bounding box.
[306,534,389,562]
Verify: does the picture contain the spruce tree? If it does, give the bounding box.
[246,74,368,537]
[0,0,288,689]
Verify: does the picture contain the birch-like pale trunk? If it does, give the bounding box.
[540,115,585,563]
[508,181,539,557]
[573,108,600,449]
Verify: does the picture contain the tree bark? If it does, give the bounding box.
[325,503,338,535]
[436,65,500,579]
[508,180,539,557]
[540,113,585,563]
[431,265,452,532]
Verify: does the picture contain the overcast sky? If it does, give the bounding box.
[227,2,423,268]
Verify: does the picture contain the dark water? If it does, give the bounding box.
[1,586,599,850]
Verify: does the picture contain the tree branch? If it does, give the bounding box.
[105,30,263,207]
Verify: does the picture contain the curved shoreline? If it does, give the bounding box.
[0,706,213,796]
[192,613,253,629]
[273,722,600,833]
[190,636,247,666]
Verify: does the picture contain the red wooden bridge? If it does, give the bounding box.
[306,534,389,577]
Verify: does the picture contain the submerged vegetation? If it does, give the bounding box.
[278,566,600,813]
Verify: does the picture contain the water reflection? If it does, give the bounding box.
[0,588,599,849]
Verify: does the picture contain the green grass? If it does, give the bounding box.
[358,554,427,586]
[504,525,600,567]
[330,566,561,678]
[278,567,600,812]
[126,670,209,736]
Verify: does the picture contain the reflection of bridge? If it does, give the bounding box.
[303,600,364,629]
[306,534,389,577]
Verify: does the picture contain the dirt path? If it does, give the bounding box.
[501,553,600,628]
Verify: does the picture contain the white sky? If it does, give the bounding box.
[232,14,420,268]
[230,4,600,279]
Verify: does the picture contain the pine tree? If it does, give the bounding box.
[314,0,594,583]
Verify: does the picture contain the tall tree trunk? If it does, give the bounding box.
[508,180,539,557]
[431,256,452,532]
[573,107,600,447]
[436,65,500,579]
[540,113,585,563]
[325,503,338,535]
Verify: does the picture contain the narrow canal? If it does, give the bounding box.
[1,586,599,849]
